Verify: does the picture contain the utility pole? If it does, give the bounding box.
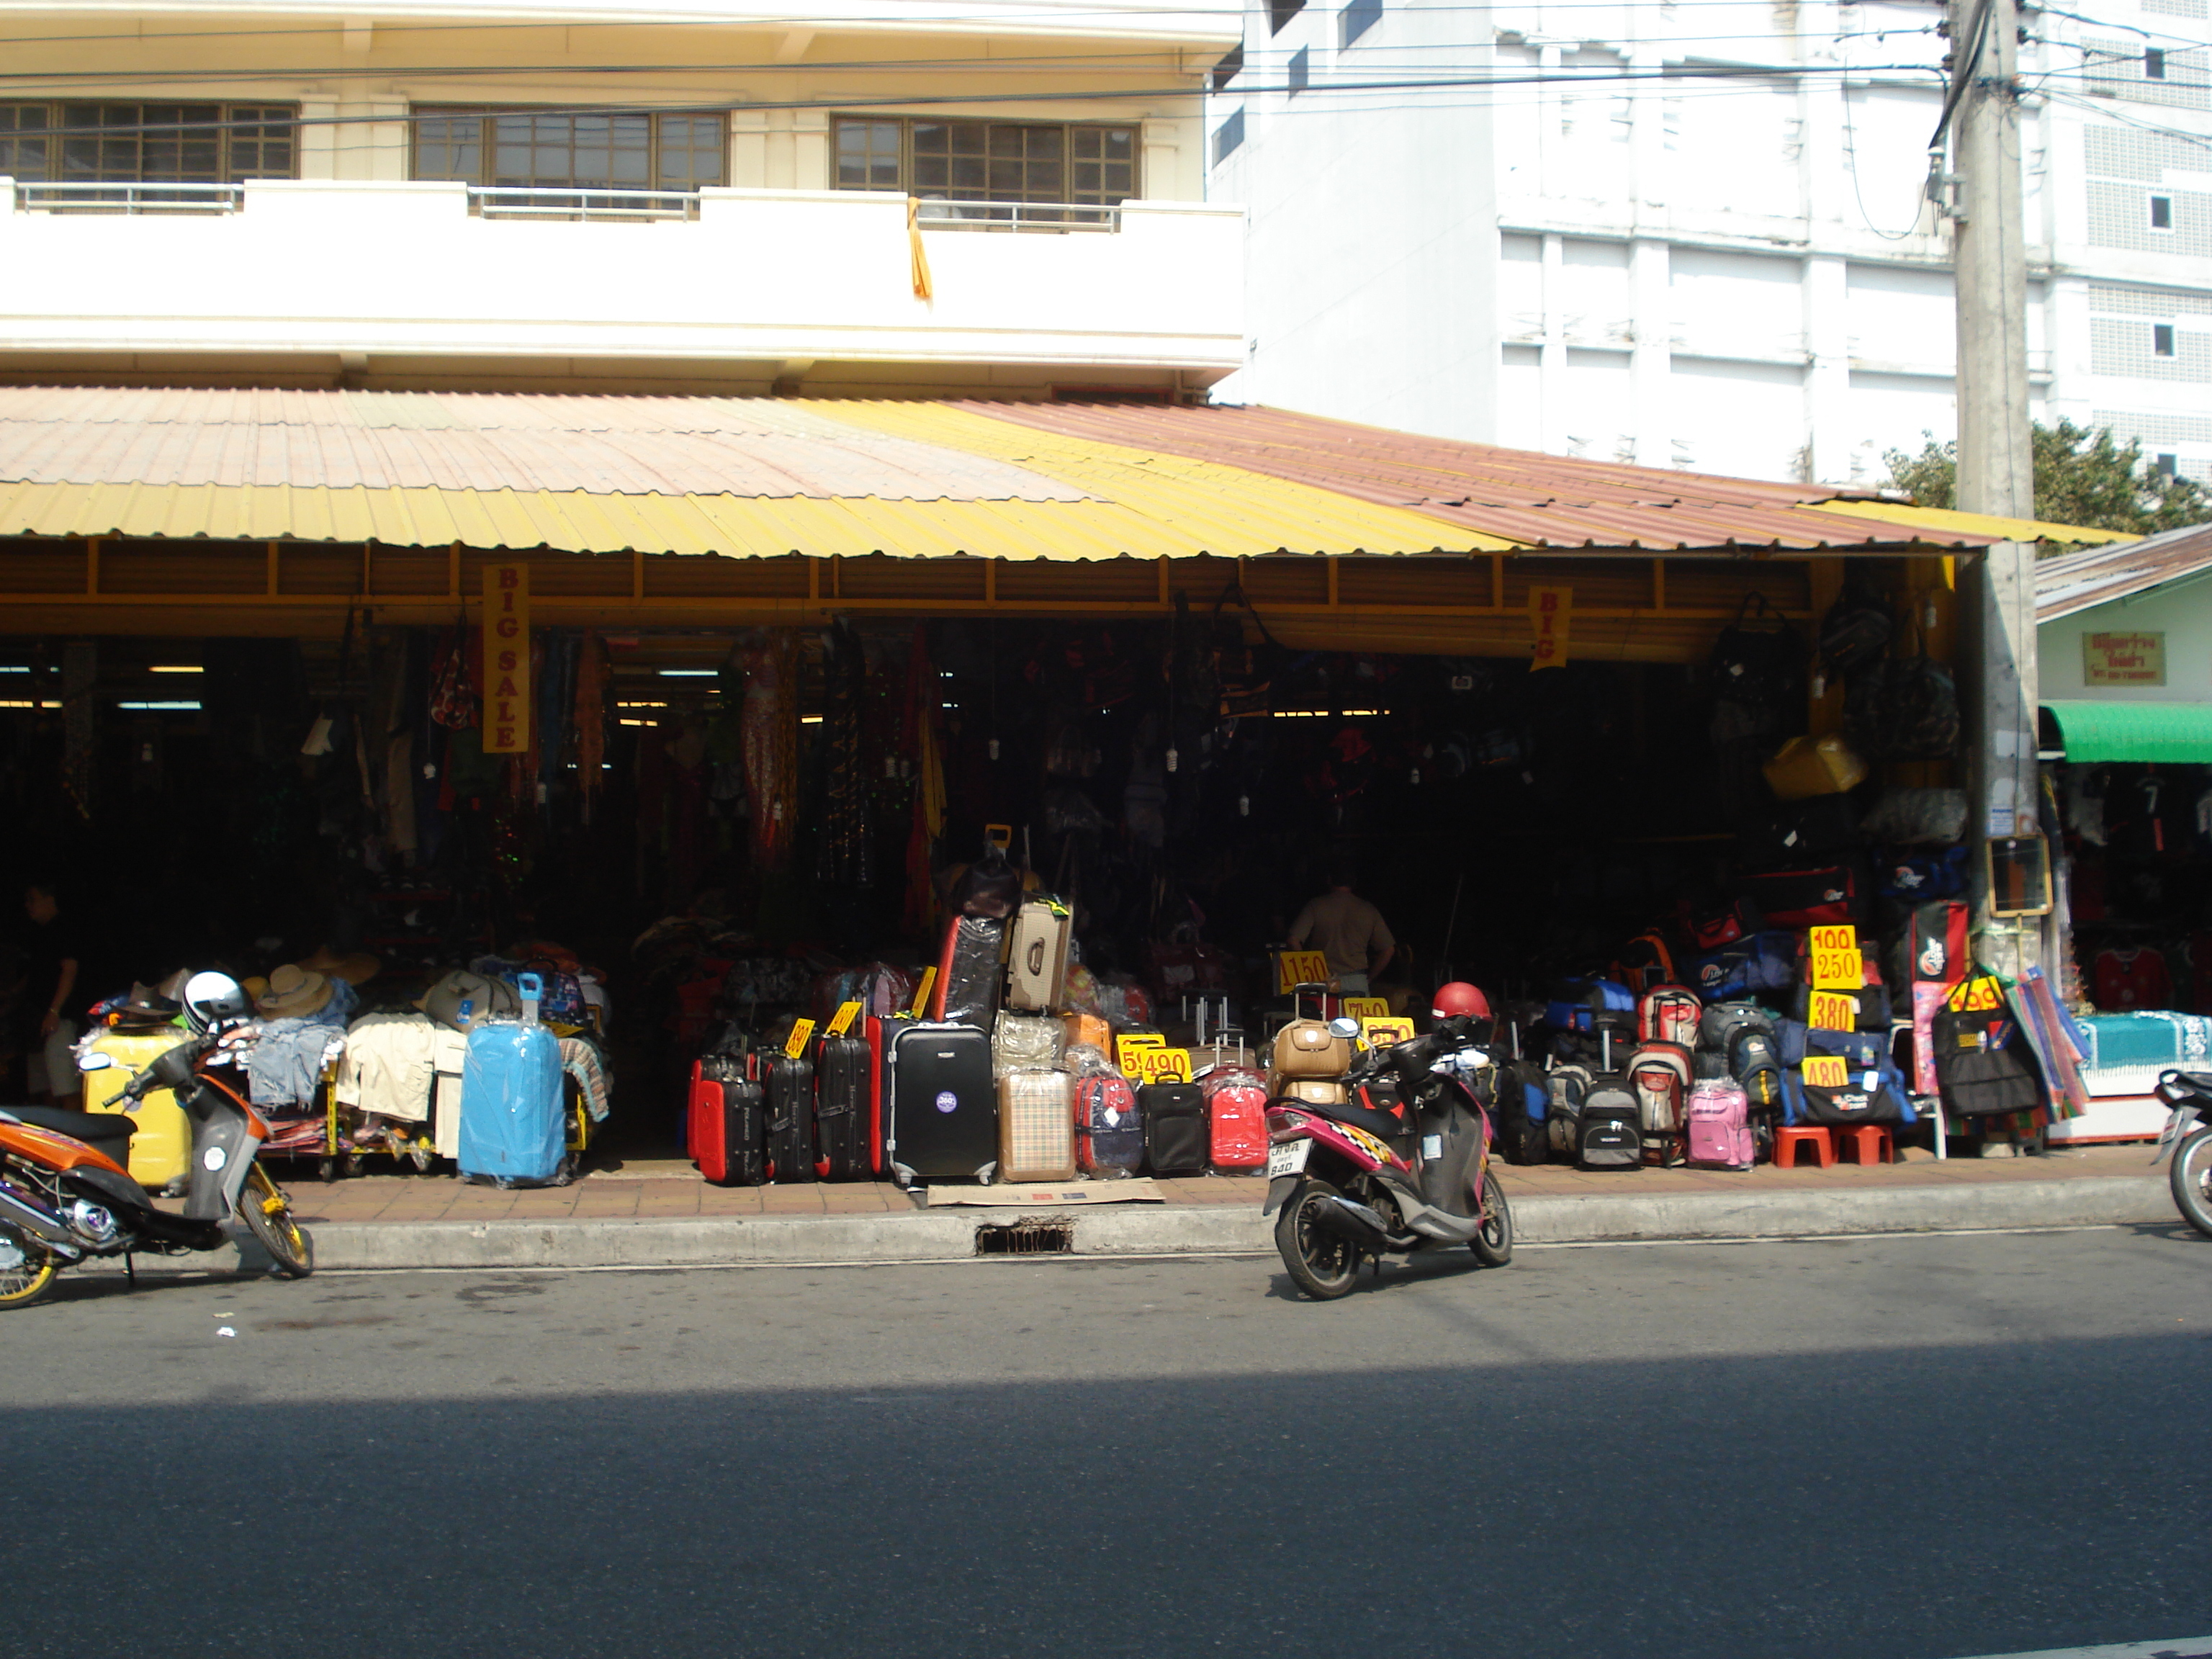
[1939,0,2040,975]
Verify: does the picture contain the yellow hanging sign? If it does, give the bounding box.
[1802,1055,1851,1089]
[824,1001,863,1039]
[1809,925,1863,990]
[1116,1032,1166,1077]
[1277,950,1330,994]
[783,1017,817,1059]
[1132,1046,1193,1084]
[1807,992,1858,1032]
[482,562,531,754]
[1360,1017,1416,1048]
[1530,584,1573,671]
[905,966,937,1020]
[1341,997,1390,1020]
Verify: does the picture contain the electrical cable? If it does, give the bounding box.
[1928,0,1994,148]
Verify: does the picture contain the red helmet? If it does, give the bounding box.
[1431,981,1491,1022]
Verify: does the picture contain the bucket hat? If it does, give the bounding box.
[258,963,334,1019]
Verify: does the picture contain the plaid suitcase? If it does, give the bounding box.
[997,1068,1076,1182]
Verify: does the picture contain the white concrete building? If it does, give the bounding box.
[1207,0,2211,488]
[0,0,1244,399]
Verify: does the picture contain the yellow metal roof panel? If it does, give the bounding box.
[1807,500,2136,546]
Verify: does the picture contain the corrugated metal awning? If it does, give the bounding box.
[2041,700,2212,763]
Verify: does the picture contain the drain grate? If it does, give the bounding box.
[974,1216,1074,1256]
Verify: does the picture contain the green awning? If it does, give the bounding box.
[2041,700,2212,763]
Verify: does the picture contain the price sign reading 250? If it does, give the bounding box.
[1808,924,1863,990]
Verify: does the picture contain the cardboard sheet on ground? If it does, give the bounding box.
[925,1179,1164,1208]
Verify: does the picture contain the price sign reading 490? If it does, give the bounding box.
[1809,924,1863,990]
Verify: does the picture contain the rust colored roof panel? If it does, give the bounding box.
[963,401,1998,550]
[2038,522,2212,622]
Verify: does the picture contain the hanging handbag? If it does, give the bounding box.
[1708,592,1804,711]
[1845,619,1960,762]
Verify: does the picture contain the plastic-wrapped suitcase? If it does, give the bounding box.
[1140,1081,1208,1174]
[930,914,1007,1026]
[888,1022,999,1187]
[1200,1066,1268,1172]
[1004,896,1073,1012]
[763,1051,817,1182]
[814,1034,871,1179]
[998,1068,1076,1182]
[80,1027,194,1195]
[689,1055,765,1186]
[1074,1071,1144,1176]
[1685,1079,1754,1169]
[459,976,567,1187]
[867,1014,917,1177]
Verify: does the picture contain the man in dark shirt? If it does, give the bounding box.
[23,881,82,1105]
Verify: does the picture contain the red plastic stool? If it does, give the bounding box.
[1835,1124,1895,1165]
[1773,1125,1835,1169]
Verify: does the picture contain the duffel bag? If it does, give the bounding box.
[1930,974,2044,1118]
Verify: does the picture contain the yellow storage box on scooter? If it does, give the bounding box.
[79,1027,194,1196]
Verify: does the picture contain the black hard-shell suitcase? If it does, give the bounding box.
[764,1052,817,1183]
[814,1034,871,1179]
[888,1022,998,1187]
[1139,1081,1208,1175]
[691,1056,765,1187]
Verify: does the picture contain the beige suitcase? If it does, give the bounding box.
[1004,897,1073,1012]
[997,1068,1076,1182]
[1271,1019,1349,1079]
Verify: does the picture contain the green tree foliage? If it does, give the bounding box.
[1884,419,2209,536]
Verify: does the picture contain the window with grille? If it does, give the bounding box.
[2146,48,2167,80]
[832,117,1138,225]
[0,102,296,184]
[2151,194,2173,230]
[412,109,726,199]
[2154,323,2177,356]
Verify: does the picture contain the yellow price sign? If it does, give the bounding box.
[1810,946,1863,990]
[1807,992,1858,1032]
[1360,1017,1416,1048]
[905,967,937,1020]
[783,1017,817,1059]
[1802,1054,1851,1089]
[824,1000,863,1039]
[1116,1032,1166,1077]
[1808,925,1858,954]
[1341,997,1390,1020]
[1277,950,1329,994]
[1135,1046,1193,1084]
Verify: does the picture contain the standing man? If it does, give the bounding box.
[1287,859,1395,996]
[23,881,82,1105]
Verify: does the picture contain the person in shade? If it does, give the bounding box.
[22,880,82,1105]
[1287,859,1395,997]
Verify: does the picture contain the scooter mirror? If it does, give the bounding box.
[76,1053,114,1071]
[1327,1017,1362,1039]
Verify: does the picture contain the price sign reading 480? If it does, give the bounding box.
[1809,924,1863,990]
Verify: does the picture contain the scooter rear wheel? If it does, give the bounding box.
[1274,1178,1362,1301]
[0,1228,58,1310]
[1468,1169,1514,1267]
[238,1164,315,1279]
[2170,1126,2212,1241]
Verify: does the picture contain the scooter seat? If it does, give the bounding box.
[4,1105,137,1152]
[1291,1094,1413,1151]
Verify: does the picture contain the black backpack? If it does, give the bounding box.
[1817,579,1893,679]
[1709,593,1803,710]
[1845,621,1960,761]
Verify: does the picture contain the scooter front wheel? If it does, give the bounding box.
[2170,1126,2212,1241]
[1274,1178,1362,1301]
[0,1229,58,1310]
[1468,1169,1514,1268]
[238,1164,315,1279]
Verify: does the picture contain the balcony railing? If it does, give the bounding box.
[14,180,244,214]
[914,197,1120,233]
[466,185,700,222]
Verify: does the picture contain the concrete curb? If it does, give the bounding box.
[237,1174,2170,1272]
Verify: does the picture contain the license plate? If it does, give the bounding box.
[1267,1140,1310,1179]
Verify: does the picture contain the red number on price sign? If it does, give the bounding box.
[1802,1055,1851,1089]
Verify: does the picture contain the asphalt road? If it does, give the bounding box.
[4,1226,2211,1659]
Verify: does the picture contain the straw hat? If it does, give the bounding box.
[257,963,334,1019]
[298,945,382,986]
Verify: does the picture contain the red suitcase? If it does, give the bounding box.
[1200,1067,1269,1172]
[690,1056,765,1186]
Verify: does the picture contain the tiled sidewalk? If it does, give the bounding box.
[274,1141,2161,1228]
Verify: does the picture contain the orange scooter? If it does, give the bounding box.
[0,971,313,1309]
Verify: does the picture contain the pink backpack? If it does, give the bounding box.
[1685,1079,1754,1171]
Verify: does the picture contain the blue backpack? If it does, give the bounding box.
[1545,978,1637,1033]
